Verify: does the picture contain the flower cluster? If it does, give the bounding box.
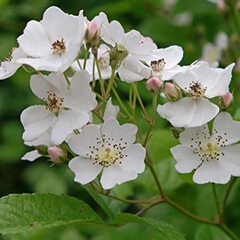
[0,6,238,188]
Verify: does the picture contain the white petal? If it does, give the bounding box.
[21,150,41,162]
[67,124,102,156]
[118,62,144,82]
[187,98,219,128]
[0,61,21,80]
[220,145,240,176]
[100,164,138,189]
[69,156,102,184]
[51,110,90,145]
[17,20,51,57]
[171,145,202,173]
[25,131,52,147]
[193,161,231,184]
[103,98,120,120]
[157,97,196,128]
[213,112,240,145]
[64,70,97,112]
[151,46,183,69]
[179,124,210,147]
[21,106,54,141]
[101,118,138,146]
[118,143,146,173]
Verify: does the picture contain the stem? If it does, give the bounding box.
[132,82,151,122]
[105,67,116,98]
[83,47,89,70]
[221,177,237,214]
[94,56,105,96]
[218,224,240,240]
[63,72,70,85]
[212,183,223,223]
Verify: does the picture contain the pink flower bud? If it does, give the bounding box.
[221,92,233,109]
[165,82,182,101]
[47,146,65,163]
[87,21,99,41]
[146,77,163,92]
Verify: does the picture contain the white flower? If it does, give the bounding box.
[17,6,86,72]
[21,70,97,145]
[101,21,157,82]
[68,118,146,189]
[171,112,240,184]
[157,61,234,128]
[0,48,26,80]
[72,44,112,80]
[137,45,184,81]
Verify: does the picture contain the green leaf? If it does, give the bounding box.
[113,213,186,240]
[83,185,115,219]
[0,193,103,234]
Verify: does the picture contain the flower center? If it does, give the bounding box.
[51,38,66,55]
[98,54,110,70]
[151,59,166,73]
[188,81,206,98]
[44,91,64,113]
[86,135,128,167]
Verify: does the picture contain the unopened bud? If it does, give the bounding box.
[165,82,182,101]
[109,44,128,69]
[220,92,233,109]
[146,77,163,92]
[85,21,100,46]
[47,146,65,164]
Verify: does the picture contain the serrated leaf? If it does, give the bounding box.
[0,193,103,234]
[113,213,186,240]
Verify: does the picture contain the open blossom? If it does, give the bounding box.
[157,61,234,128]
[101,20,157,82]
[171,112,240,184]
[16,6,86,72]
[21,70,97,145]
[0,48,26,80]
[68,118,146,189]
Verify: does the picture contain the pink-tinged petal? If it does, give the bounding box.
[100,164,138,189]
[69,156,102,184]
[118,143,146,173]
[17,20,51,57]
[193,161,231,184]
[101,118,138,146]
[171,145,202,173]
[157,97,196,128]
[51,110,90,145]
[187,98,219,128]
[21,150,41,162]
[213,112,240,145]
[67,124,102,156]
[21,105,54,141]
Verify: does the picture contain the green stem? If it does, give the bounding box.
[218,224,240,240]
[94,56,105,96]
[212,183,223,223]
[105,67,116,98]
[63,72,70,85]
[83,47,89,70]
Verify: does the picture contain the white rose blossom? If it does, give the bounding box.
[171,112,240,184]
[157,61,235,128]
[101,20,157,82]
[0,48,26,80]
[21,70,97,145]
[68,118,146,189]
[16,6,86,72]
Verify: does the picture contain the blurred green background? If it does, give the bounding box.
[1,0,240,239]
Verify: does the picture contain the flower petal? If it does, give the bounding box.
[171,145,202,173]
[193,161,231,184]
[69,156,102,184]
[118,143,146,173]
[213,112,240,145]
[67,124,102,156]
[100,164,138,189]
[103,98,120,120]
[51,110,90,145]
[21,150,41,162]
[101,118,138,146]
[157,97,196,128]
